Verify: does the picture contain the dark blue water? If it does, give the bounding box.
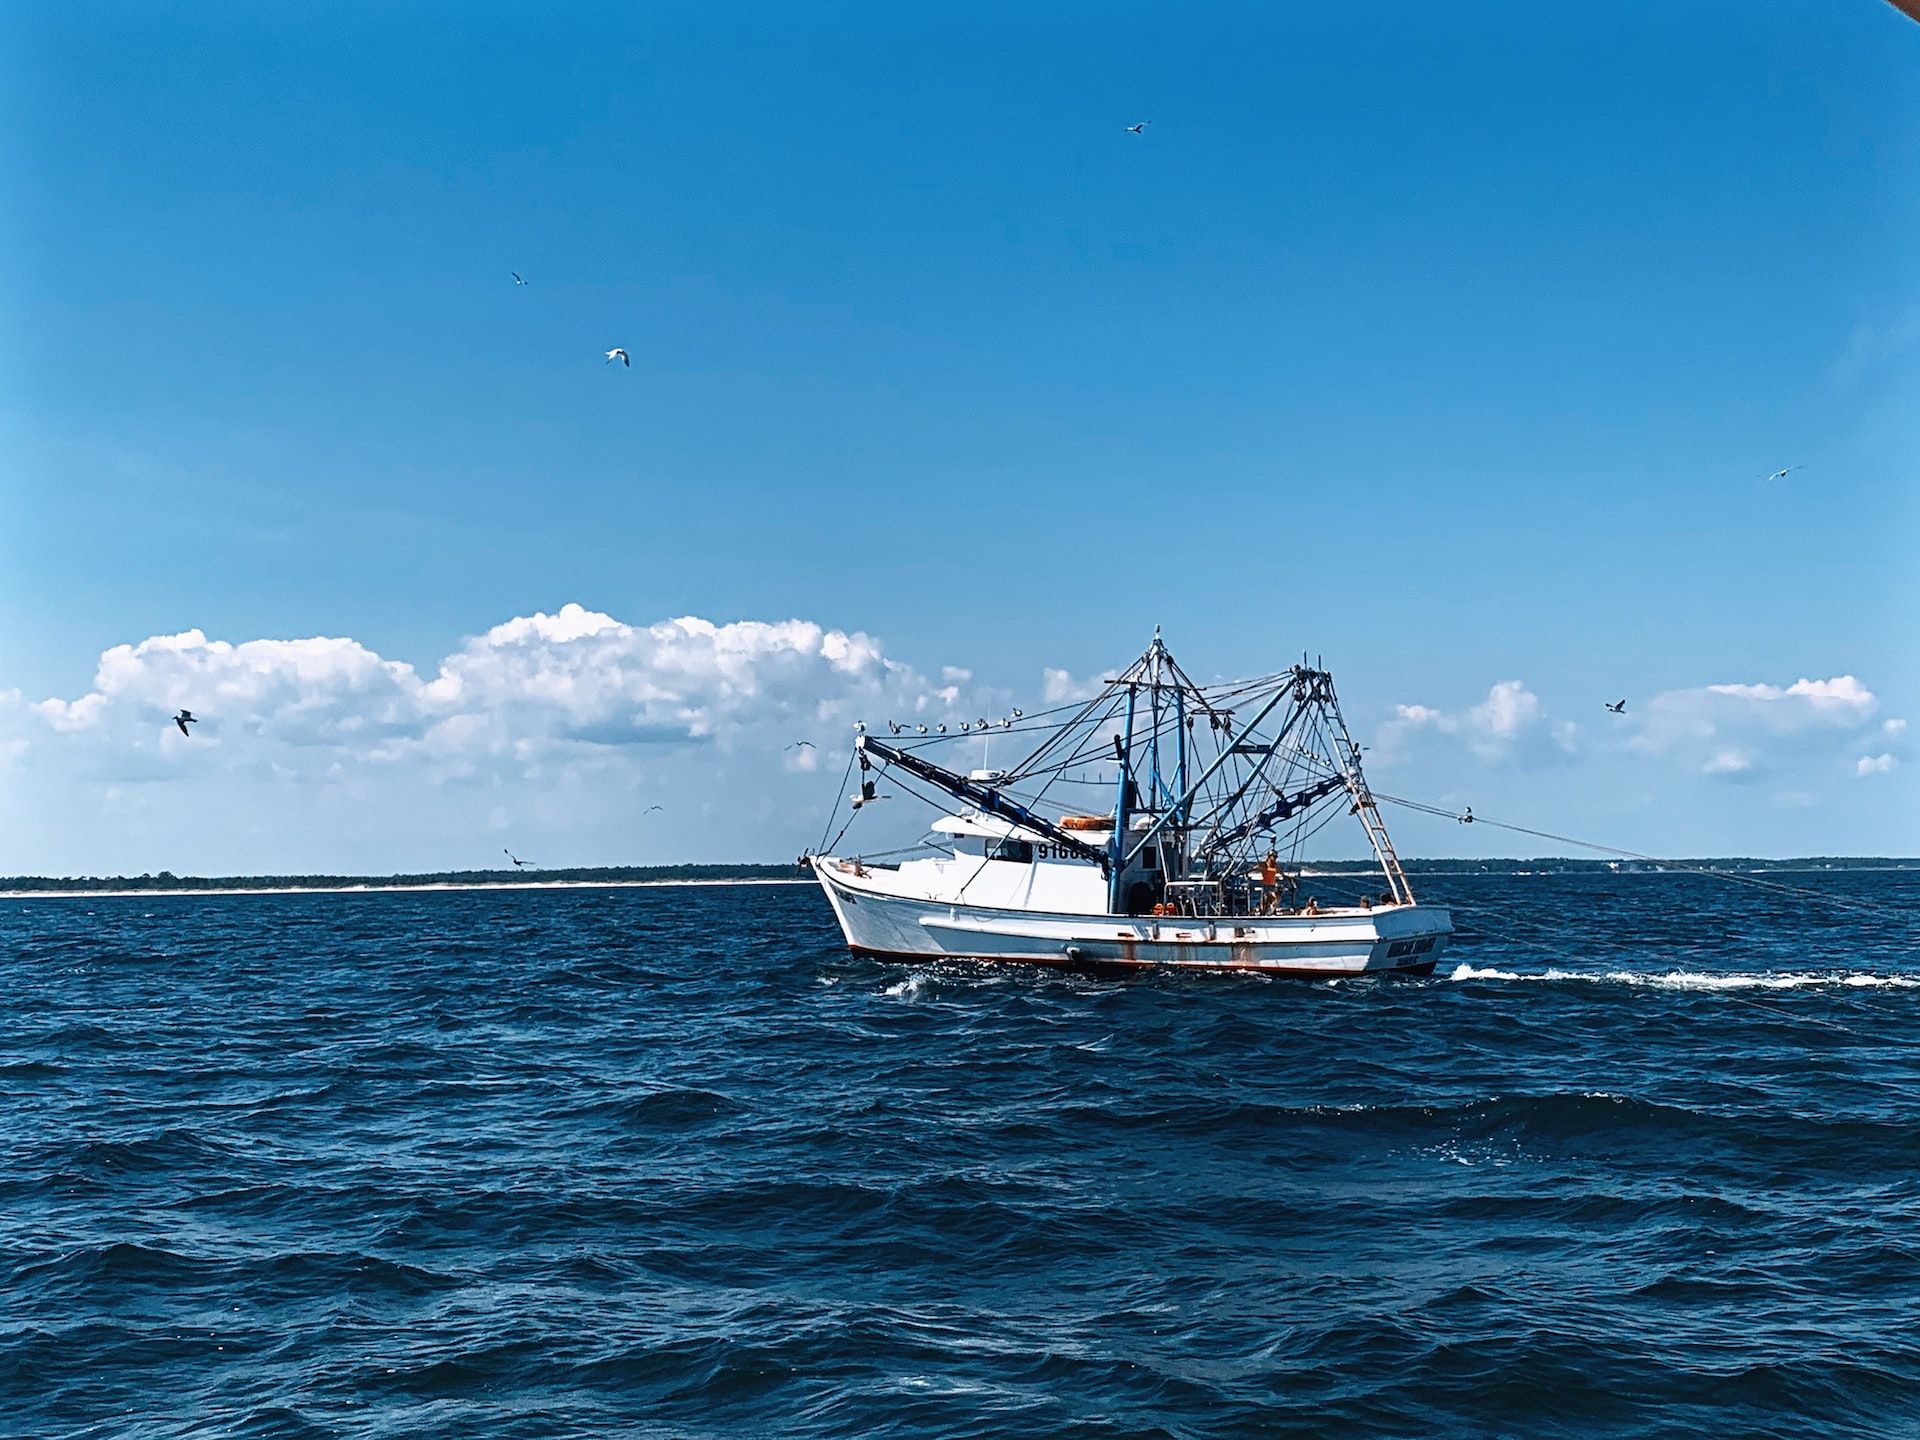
[4,873,1919,1439]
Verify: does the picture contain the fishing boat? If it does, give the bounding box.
[807,632,1451,977]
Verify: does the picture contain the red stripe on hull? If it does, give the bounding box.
[847,944,1436,980]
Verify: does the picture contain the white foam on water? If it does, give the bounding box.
[884,973,930,1001]
[1450,963,1920,991]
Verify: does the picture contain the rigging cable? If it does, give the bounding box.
[1370,791,1913,921]
[811,744,860,856]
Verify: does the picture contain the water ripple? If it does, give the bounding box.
[2,872,1917,1437]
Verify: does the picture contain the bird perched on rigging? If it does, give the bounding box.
[605,348,630,367]
[1126,122,1149,134]
[173,709,196,737]
[1605,699,1627,714]
[503,849,532,869]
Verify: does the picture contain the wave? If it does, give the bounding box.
[1449,963,1920,990]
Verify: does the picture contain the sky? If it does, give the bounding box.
[2,0,1916,874]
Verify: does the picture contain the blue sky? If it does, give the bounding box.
[2,0,1916,873]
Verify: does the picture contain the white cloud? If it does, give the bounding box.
[1703,676,1875,713]
[1633,674,1880,763]
[1381,680,1573,766]
[1377,671,1899,792]
[22,604,961,776]
[1041,667,1101,704]
[1703,747,1757,778]
[1856,753,1898,778]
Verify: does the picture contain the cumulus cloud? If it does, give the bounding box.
[20,604,965,779]
[1630,674,1887,780]
[1041,667,1102,704]
[1377,670,1901,792]
[1701,676,1875,715]
[1703,747,1758,779]
[1381,680,1575,766]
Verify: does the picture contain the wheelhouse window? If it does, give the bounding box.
[989,838,1034,864]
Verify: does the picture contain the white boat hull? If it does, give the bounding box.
[813,859,1450,978]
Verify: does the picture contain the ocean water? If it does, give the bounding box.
[3,872,1919,1439]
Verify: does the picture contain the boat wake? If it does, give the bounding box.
[1450,963,1920,991]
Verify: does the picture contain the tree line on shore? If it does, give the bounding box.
[0,863,802,893]
[1,857,1910,894]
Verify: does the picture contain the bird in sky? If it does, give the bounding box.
[605,348,630,367]
[504,849,532,868]
[1762,465,1802,481]
[512,272,527,286]
[785,740,815,752]
[643,804,664,814]
[1605,699,1627,714]
[1126,122,1149,134]
[173,709,196,737]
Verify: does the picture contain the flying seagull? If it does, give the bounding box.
[1126,122,1149,134]
[1605,699,1627,714]
[643,804,664,814]
[503,849,532,868]
[605,348,630,367]
[512,272,527,286]
[1762,465,1802,482]
[173,709,196,736]
[785,740,815,752]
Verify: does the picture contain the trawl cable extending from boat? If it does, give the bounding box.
[805,631,1452,977]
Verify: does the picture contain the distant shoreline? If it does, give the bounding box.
[0,877,815,901]
[1,856,1912,902]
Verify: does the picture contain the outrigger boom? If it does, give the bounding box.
[809,631,1448,977]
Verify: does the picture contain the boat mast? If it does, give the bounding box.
[1316,671,1416,905]
[1171,673,1187,881]
[1107,680,1138,912]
